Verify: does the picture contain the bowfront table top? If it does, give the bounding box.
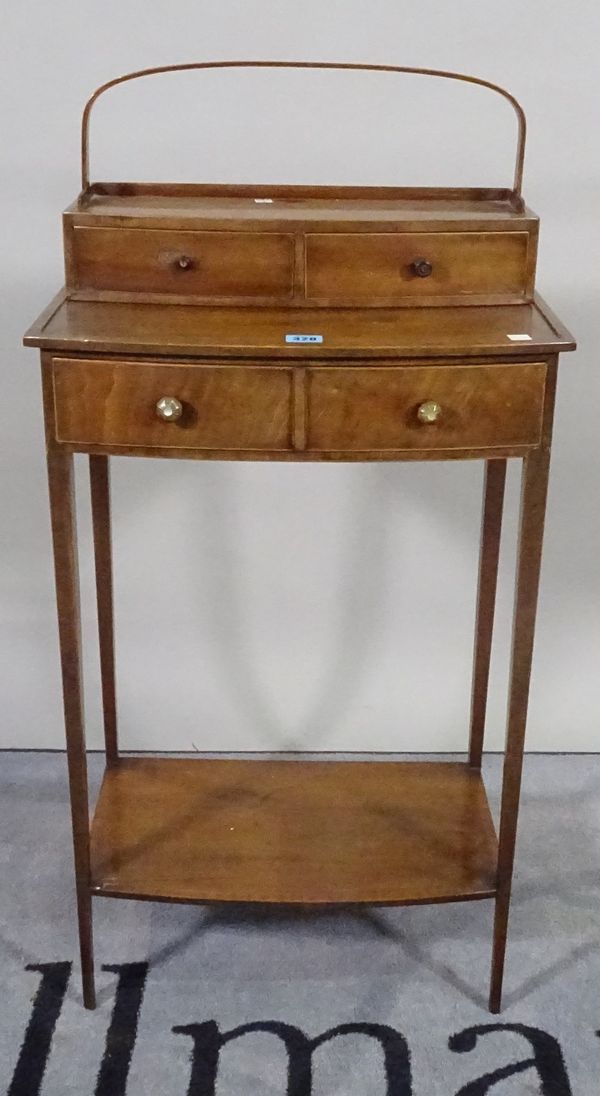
[26,292,573,359]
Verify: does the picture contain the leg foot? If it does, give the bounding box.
[489,893,509,1013]
[78,888,96,1009]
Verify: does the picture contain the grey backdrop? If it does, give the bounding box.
[1,1,597,751]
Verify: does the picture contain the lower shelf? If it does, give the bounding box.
[89,757,498,906]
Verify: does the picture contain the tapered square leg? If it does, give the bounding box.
[489,448,551,1013]
[89,455,118,767]
[47,450,96,1009]
[469,459,507,769]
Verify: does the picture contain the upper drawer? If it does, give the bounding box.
[68,228,295,300]
[305,231,532,305]
[51,358,292,451]
[306,362,546,453]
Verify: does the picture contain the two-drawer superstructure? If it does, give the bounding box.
[64,182,538,308]
[25,62,575,1016]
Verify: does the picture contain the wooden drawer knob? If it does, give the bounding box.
[412,258,433,278]
[156,396,183,422]
[175,255,195,271]
[417,400,442,424]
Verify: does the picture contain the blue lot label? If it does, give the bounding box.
[285,334,324,344]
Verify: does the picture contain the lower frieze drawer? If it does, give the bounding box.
[306,363,547,452]
[51,358,293,451]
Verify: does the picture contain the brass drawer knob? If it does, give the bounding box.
[156,396,183,422]
[175,255,194,271]
[412,258,433,278]
[417,400,442,424]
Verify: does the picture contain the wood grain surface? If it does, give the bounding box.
[305,231,531,305]
[70,227,295,300]
[71,183,532,224]
[307,362,546,452]
[25,295,575,358]
[52,358,293,451]
[90,758,498,906]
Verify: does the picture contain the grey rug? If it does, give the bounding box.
[1,752,599,1095]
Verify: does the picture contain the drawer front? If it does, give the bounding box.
[52,359,292,451]
[70,228,295,299]
[305,232,531,303]
[307,363,546,452]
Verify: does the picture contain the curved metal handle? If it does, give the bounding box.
[81,61,527,196]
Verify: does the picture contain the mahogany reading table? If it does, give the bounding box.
[24,63,575,1012]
